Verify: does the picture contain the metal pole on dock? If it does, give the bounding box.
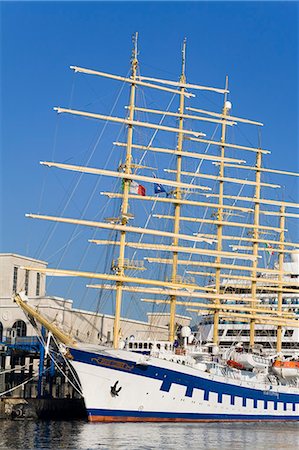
[37,327,45,398]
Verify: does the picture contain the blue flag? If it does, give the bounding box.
[154,183,167,194]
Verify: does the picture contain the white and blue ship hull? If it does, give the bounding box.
[69,346,299,422]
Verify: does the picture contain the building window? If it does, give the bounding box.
[36,273,41,296]
[107,331,111,342]
[12,320,27,337]
[25,270,29,295]
[13,267,18,293]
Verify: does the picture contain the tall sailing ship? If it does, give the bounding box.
[15,34,299,421]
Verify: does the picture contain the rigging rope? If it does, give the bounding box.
[0,373,40,398]
[36,69,131,265]
[0,362,34,376]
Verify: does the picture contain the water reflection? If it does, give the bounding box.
[0,420,298,449]
[78,423,299,450]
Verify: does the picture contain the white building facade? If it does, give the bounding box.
[0,253,191,345]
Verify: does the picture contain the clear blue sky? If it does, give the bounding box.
[1,1,298,317]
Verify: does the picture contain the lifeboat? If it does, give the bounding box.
[272,360,299,379]
[227,350,269,371]
[227,359,244,370]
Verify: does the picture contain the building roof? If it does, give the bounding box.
[0,253,48,265]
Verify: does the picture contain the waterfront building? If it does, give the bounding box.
[0,253,191,344]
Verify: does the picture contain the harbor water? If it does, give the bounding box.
[0,420,298,449]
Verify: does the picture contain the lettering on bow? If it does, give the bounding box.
[91,356,134,372]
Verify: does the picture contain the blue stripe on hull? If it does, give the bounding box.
[87,408,298,422]
[70,348,299,406]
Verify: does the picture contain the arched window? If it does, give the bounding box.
[0,322,3,341]
[12,320,27,337]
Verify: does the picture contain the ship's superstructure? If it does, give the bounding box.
[13,34,299,421]
[196,251,299,357]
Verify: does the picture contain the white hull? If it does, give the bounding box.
[70,345,299,422]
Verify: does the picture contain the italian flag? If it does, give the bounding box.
[130,181,146,196]
[121,180,146,196]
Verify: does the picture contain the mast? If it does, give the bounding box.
[276,205,286,353]
[213,76,229,345]
[249,148,262,347]
[113,33,138,348]
[169,38,187,342]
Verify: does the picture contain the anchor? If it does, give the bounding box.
[110,380,122,397]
